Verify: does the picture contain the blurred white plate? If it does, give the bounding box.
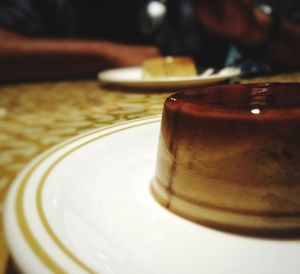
[4,116,300,274]
[98,67,241,89]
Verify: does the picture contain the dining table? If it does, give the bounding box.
[1,70,300,274]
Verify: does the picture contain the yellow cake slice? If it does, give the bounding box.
[142,56,197,78]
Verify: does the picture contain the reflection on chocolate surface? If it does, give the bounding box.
[151,83,300,237]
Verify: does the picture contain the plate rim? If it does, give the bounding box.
[4,115,161,274]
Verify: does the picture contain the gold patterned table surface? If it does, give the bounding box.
[1,72,300,274]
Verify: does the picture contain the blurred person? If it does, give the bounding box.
[192,0,300,74]
[0,0,229,82]
[0,0,225,81]
[0,0,162,81]
[0,0,300,82]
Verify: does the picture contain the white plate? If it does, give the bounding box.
[4,116,300,274]
[98,67,241,89]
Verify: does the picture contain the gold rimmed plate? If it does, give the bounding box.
[4,116,300,274]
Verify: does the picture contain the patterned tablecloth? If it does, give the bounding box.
[1,72,300,273]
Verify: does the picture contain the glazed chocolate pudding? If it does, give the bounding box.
[151,83,300,237]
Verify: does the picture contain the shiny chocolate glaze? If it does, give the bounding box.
[165,82,300,119]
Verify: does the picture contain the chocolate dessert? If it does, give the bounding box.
[151,83,300,237]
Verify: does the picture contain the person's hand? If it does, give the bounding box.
[106,43,161,67]
[193,0,272,47]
